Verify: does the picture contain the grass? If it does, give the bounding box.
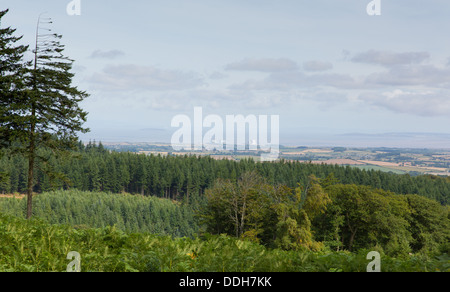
[0,212,448,272]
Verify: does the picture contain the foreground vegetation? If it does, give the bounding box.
[0,185,448,272]
[1,180,448,259]
[0,213,448,272]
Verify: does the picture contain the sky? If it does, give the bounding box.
[2,0,450,148]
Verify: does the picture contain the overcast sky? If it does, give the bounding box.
[2,0,450,147]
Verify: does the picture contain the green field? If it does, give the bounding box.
[351,165,407,175]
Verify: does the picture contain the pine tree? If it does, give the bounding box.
[0,9,30,190]
[1,12,89,218]
[0,9,31,148]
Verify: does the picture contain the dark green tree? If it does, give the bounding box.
[0,9,30,148]
[0,9,30,187]
[1,12,89,218]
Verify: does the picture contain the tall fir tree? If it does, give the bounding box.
[0,9,30,193]
[0,9,30,147]
[1,11,89,218]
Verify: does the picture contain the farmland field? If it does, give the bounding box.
[351,165,407,175]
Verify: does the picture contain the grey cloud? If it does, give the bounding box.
[228,78,289,91]
[313,91,348,104]
[352,50,430,66]
[305,73,358,89]
[303,61,333,72]
[165,88,286,111]
[359,90,450,116]
[229,71,359,91]
[209,71,228,80]
[341,50,351,61]
[365,65,450,87]
[225,58,299,72]
[90,50,125,59]
[148,89,254,111]
[88,64,204,91]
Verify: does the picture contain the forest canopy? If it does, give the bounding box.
[0,141,449,205]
